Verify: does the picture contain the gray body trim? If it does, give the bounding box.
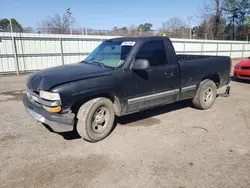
[127,85,196,105]
[181,85,197,92]
[128,89,179,105]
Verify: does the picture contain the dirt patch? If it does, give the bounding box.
[0,133,23,143]
[130,117,161,126]
[0,90,25,102]
[2,154,110,188]
[119,116,161,127]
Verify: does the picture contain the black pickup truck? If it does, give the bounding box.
[23,36,231,142]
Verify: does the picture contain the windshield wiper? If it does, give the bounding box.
[82,60,112,68]
[81,60,89,64]
[81,60,104,67]
[91,61,106,67]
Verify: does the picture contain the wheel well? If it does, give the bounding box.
[71,94,122,116]
[201,74,220,87]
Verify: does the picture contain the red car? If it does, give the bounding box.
[234,57,250,80]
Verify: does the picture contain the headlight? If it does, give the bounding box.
[40,90,60,101]
[235,66,241,69]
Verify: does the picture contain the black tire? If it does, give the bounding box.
[192,79,217,110]
[76,97,115,142]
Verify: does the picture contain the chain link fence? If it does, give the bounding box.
[1,27,250,41]
[1,27,159,37]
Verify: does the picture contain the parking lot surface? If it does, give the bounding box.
[0,72,250,188]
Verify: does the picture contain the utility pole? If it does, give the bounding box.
[66,8,72,35]
[188,16,193,39]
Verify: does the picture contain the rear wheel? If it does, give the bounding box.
[76,98,115,142]
[192,79,217,110]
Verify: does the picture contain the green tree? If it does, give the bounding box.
[244,16,250,25]
[112,26,128,36]
[0,18,23,32]
[137,23,153,32]
[223,0,250,39]
[119,27,128,31]
[0,19,10,31]
[10,18,23,32]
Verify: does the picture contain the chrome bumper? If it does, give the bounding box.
[25,107,74,132]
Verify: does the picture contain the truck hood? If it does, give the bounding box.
[27,63,113,91]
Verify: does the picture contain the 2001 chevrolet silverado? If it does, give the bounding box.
[23,36,231,142]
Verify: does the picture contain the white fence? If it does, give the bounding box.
[0,32,250,74]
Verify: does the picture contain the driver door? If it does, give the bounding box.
[125,40,177,112]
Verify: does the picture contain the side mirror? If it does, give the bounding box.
[131,59,150,70]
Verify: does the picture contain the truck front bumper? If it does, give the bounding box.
[23,94,75,132]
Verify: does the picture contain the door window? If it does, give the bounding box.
[135,41,168,66]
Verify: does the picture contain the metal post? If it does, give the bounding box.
[10,19,20,75]
[59,38,64,65]
[183,41,186,54]
[85,27,88,35]
[216,43,219,56]
[229,43,233,58]
[242,43,245,58]
[201,42,204,55]
[140,28,142,36]
[19,32,26,72]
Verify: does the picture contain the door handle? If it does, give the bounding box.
[164,72,174,77]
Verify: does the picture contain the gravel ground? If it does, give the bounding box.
[0,65,250,188]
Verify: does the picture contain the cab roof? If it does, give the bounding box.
[105,36,169,42]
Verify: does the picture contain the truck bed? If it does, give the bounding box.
[177,55,231,100]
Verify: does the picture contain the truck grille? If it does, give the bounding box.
[27,85,40,94]
[241,67,250,70]
[26,88,41,105]
[26,87,61,107]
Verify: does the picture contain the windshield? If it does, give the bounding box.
[84,41,134,68]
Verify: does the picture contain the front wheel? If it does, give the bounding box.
[76,98,115,142]
[192,79,217,110]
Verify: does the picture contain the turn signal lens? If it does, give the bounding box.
[42,105,61,113]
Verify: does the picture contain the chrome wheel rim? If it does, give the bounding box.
[203,86,213,104]
[92,106,109,133]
